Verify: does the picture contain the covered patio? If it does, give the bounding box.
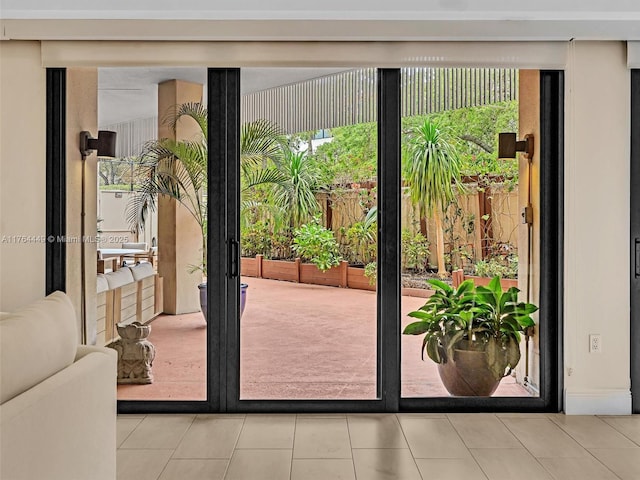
[117,277,530,401]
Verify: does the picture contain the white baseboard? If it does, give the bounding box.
[564,388,631,415]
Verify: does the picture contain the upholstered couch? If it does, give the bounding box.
[0,291,117,480]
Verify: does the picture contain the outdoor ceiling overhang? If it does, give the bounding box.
[102,66,518,157]
[242,67,518,134]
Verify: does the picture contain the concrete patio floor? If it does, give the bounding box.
[117,277,531,401]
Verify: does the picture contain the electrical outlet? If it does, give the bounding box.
[589,334,602,353]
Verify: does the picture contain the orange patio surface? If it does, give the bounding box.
[117,277,531,401]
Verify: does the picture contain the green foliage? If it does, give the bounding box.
[401,229,430,273]
[345,207,377,265]
[240,221,272,258]
[403,277,537,380]
[403,118,463,216]
[292,218,342,272]
[364,262,377,286]
[474,256,518,279]
[312,122,377,185]
[272,150,322,228]
[443,203,476,271]
[128,103,286,276]
[404,101,520,181]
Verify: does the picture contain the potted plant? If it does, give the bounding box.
[403,276,537,396]
[127,103,284,321]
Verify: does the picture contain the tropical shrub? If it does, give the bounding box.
[474,256,518,279]
[364,262,377,286]
[401,229,431,273]
[240,221,272,258]
[345,207,377,265]
[292,218,342,271]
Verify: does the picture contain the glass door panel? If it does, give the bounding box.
[399,67,539,399]
[238,68,379,400]
[98,67,209,402]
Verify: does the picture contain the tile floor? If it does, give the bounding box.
[117,413,640,480]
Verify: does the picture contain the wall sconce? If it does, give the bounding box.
[498,133,534,161]
[79,130,117,158]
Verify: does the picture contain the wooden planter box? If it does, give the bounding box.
[241,255,262,278]
[262,258,300,282]
[299,261,347,287]
[347,266,376,291]
[452,269,518,289]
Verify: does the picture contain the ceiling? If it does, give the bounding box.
[98,67,349,126]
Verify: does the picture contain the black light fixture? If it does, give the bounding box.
[498,132,534,161]
[79,130,117,158]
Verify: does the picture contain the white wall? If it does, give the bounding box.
[0,41,46,311]
[564,41,631,414]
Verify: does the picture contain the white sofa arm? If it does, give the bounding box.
[76,344,117,362]
[0,352,117,480]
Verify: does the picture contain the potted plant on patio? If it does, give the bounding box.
[403,276,537,396]
[127,103,285,321]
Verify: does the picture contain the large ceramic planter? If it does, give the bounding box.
[437,348,501,396]
[198,282,248,322]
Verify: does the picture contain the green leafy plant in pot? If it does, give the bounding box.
[403,276,537,396]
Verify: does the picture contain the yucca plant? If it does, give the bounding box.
[404,118,463,277]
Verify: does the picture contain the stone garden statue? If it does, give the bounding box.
[110,322,156,384]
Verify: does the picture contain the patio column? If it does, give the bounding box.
[157,79,203,314]
[517,70,541,390]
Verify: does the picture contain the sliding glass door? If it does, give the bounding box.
[213,67,562,413]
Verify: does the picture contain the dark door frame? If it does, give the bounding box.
[399,70,564,413]
[46,68,67,295]
[222,69,401,413]
[222,69,564,413]
[47,66,563,414]
[631,69,640,413]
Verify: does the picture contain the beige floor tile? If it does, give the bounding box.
[352,449,422,480]
[347,415,408,449]
[447,414,521,449]
[589,448,640,480]
[398,417,470,458]
[225,449,292,480]
[548,415,637,449]
[470,448,553,480]
[291,459,356,480]
[117,417,145,447]
[501,418,588,457]
[196,414,246,419]
[538,456,620,480]
[157,459,228,480]
[495,413,549,419]
[120,415,195,449]
[117,449,173,480]
[236,415,296,449]
[297,414,347,418]
[415,458,488,480]
[395,413,448,419]
[173,417,244,459]
[600,416,640,445]
[293,418,352,458]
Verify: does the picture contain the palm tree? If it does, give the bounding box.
[404,118,463,278]
[127,102,285,275]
